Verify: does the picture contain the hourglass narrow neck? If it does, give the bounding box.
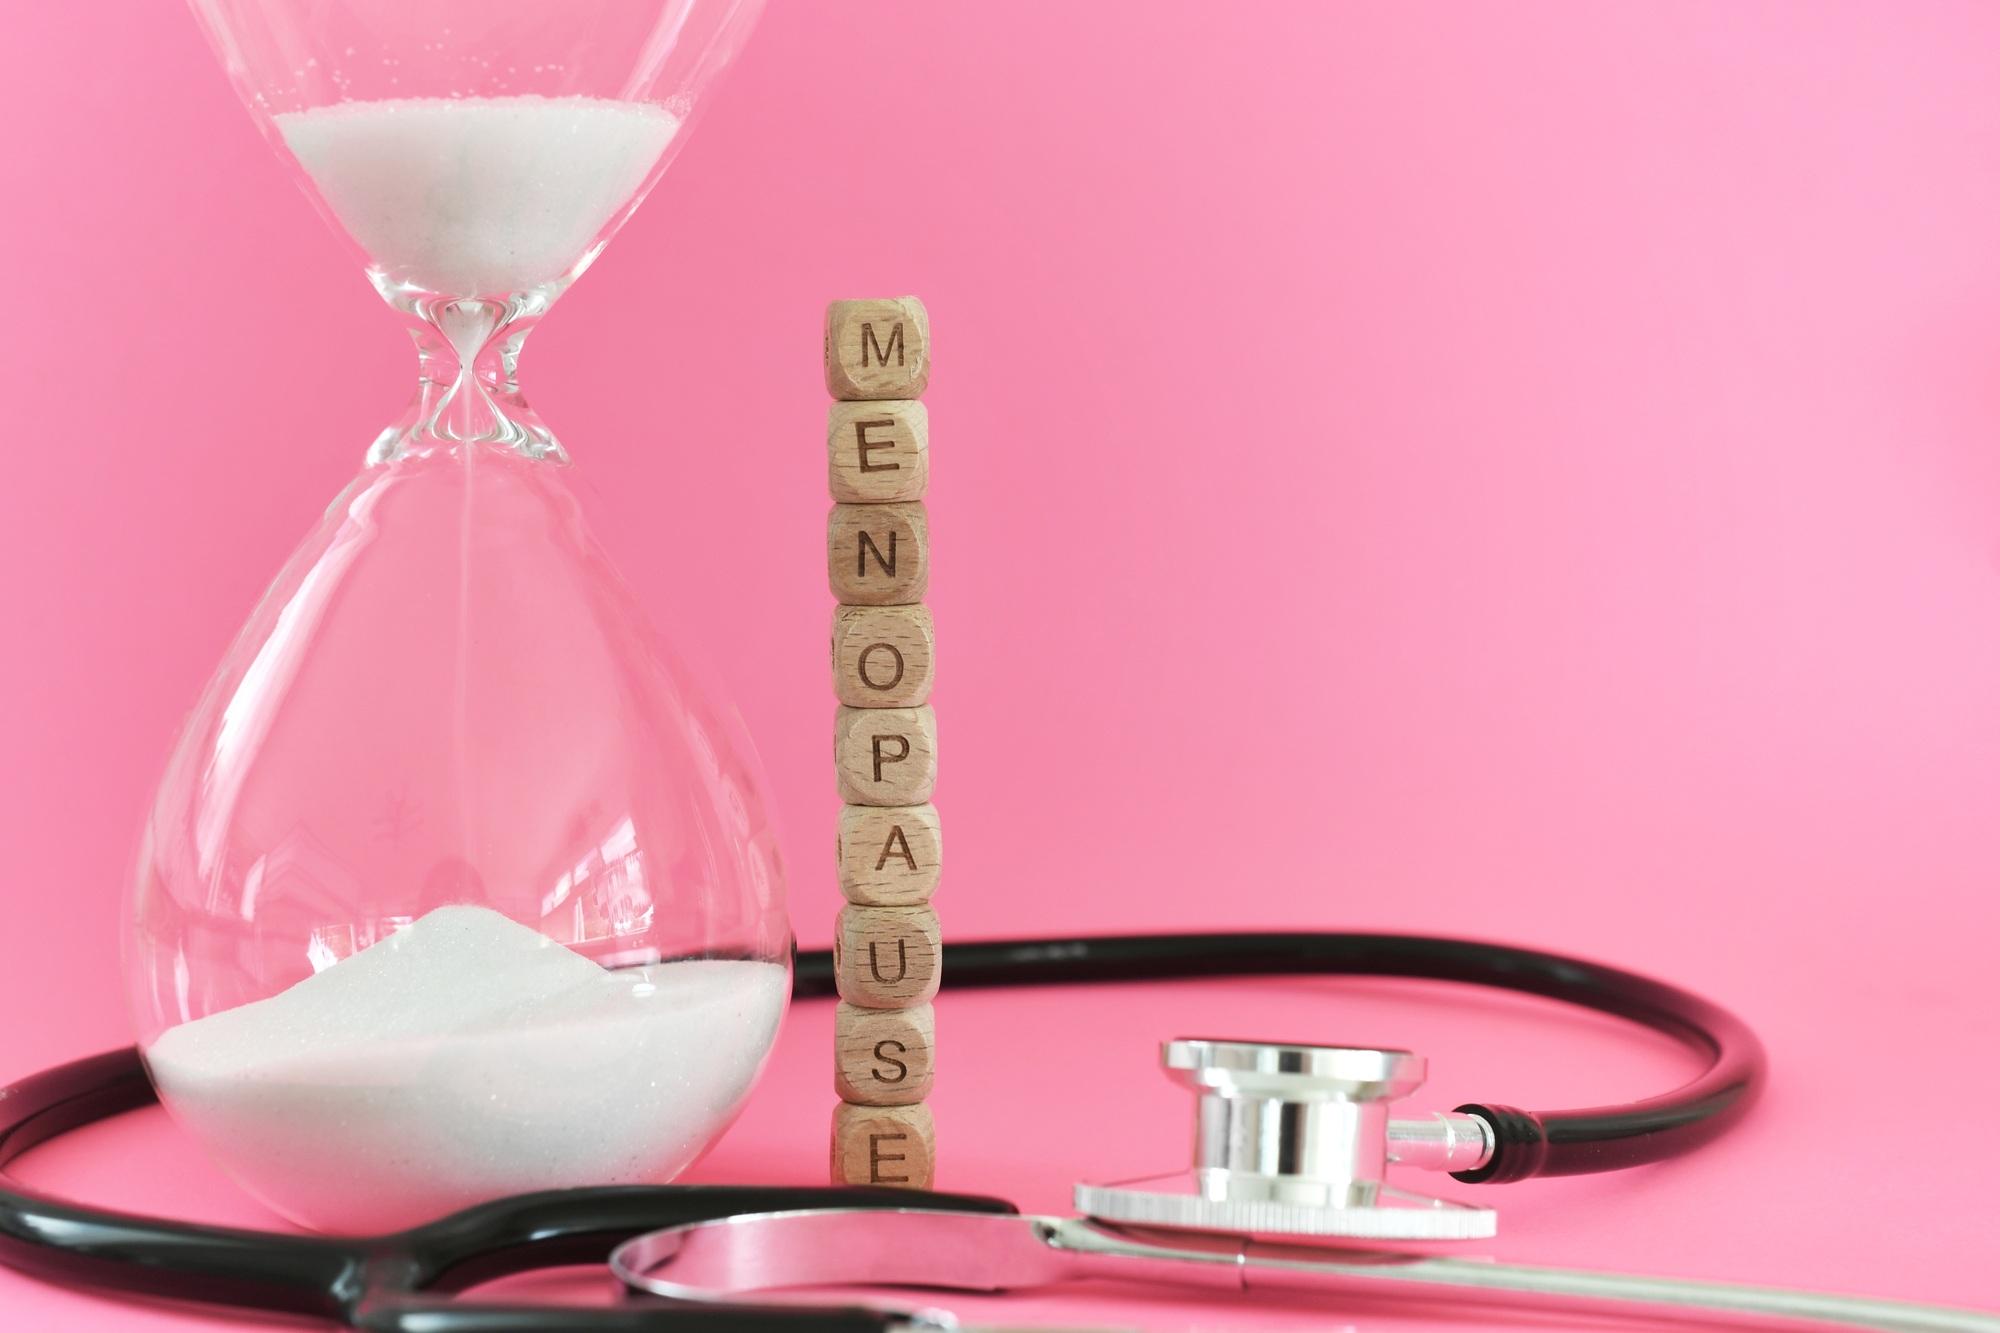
[370,293,566,465]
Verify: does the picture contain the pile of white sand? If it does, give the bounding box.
[276,95,680,298]
[146,905,786,1233]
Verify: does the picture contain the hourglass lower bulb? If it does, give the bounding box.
[128,0,782,1233]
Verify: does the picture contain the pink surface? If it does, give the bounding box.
[4,0,2000,1326]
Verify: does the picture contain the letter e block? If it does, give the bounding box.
[829,401,928,504]
[828,503,928,605]
[834,705,937,806]
[825,297,930,401]
[831,1101,934,1189]
[834,1001,935,1105]
[834,904,942,1009]
[837,802,941,906]
[832,604,935,708]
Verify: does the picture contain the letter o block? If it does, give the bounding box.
[829,401,928,504]
[831,1101,934,1189]
[834,1001,935,1105]
[832,604,934,708]
[825,297,931,400]
[828,503,928,605]
[837,802,942,906]
[834,904,942,1009]
[834,705,937,806]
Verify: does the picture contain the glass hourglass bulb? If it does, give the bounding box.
[125,0,780,1233]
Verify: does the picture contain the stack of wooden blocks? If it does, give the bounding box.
[824,297,940,1190]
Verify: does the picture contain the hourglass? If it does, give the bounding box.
[124,0,785,1233]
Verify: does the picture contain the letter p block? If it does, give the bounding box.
[835,705,937,805]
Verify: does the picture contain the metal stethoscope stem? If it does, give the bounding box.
[612,1208,2000,1333]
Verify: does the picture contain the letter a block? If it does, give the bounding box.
[825,297,931,400]
[834,904,942,1009]
[832,604,935,708]
[834,1001,935,1105]
[828,502,928,605]
[837,802,942,906]
[831,1101,935,1189]
[834,705,937,806]
[828,401,928,504]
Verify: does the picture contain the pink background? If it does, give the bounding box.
[4,0,1999,1326]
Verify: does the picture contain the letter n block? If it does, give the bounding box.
[834,904,942,1009]
[825,297,931,400]
[828,503,928,605]
[834,705,937,805]
[828,401,928,504]
[834,1001,935,1105]
[831,1101,935,1189]
[837,802,942,906]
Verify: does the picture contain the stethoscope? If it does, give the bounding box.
[2,931,1994,1331]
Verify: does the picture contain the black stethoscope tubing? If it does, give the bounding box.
[0,930,1764,1330]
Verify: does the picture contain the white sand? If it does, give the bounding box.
[146,905,787,1233]
[276,96,679,298]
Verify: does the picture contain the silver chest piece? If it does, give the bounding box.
[1075,1039,1499,1241]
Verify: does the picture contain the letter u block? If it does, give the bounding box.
[834,705,937,806]
[825,297,931,400]
[834,904,942,1009]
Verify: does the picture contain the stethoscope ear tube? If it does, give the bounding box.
[791,930,1766,1184]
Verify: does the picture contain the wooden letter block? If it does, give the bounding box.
[832,604,935,708]
[837,802,942,906]
[830,1101,934,1188]
[834,706,937,806]
[828,400,928,504]
[834,1001,935,1105]
[834,904,942,1009]
[827,502,928,605]
[825,297,931,401]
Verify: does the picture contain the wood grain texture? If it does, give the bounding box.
[837,802,942,906]
[834,1001,935,1105]
[833,903,943,1009]
[834,705,937,806]
[825,297,931,400]
[828,400,928,503]
[832,604,935,708]
[827,502,929,605]
[830,1101,935,1188]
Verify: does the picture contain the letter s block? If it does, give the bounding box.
[828,503,928,605]
[834,904,942,1009]
[825,297,931,401]
[832,604,935,708]
[837,802,942,906]
[834,705,937,806]
[830,1101,935,1189]
[828,400,928,504]
[834,1001,935,1105]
